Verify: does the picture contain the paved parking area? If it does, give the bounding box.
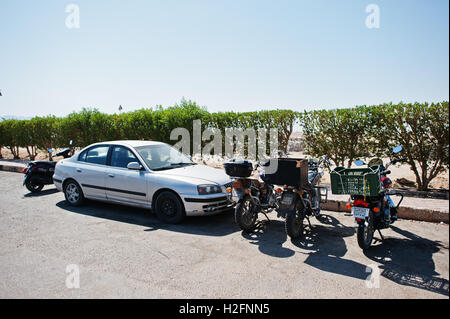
[0,171,448,298]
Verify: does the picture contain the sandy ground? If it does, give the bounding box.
[0,147,55,161]
[1,147,448,189]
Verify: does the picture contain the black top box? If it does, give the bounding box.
[223,159,253,177]
[260,158,308,187]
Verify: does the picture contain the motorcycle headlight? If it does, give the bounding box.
[197,184,223,195]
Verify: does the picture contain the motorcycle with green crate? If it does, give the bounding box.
[330,145,407,250]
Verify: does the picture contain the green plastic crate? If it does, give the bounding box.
[330,166,382,196]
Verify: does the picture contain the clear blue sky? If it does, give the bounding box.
[0,0,448,117]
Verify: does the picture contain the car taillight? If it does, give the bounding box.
[21,167,27,174]
[232,181,242,189]
[354,199,369,208]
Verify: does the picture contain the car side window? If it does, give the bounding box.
[78,150,87,162]
[110,146,139,168]
[80,146,109,165]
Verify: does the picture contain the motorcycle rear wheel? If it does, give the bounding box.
[235,196,258,233]
[285,199,305,239]
[285,211,304,239]
[357,212,374,250]
[26,179,44,193]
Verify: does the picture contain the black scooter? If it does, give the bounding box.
[22,143,74,193]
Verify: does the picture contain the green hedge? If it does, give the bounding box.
[0,100,448,190]
[300,101,449,190]
[0,99,300,156]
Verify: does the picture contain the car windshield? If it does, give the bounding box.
[135,144,195,171]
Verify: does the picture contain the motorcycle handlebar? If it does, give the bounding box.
[55,147,74,158]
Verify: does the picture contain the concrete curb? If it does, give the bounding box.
[0,164,25,173]
[321,200,449,224]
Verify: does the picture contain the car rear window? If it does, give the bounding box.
[79,146,109,165]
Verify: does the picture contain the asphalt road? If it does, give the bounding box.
[0,171,448,298]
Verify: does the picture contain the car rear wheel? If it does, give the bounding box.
[64,180,85,206]
[154,191,185,224]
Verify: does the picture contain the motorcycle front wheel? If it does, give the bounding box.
[357,211,374,250]
[235,195,258,233]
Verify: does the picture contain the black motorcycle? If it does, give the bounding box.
[225,153,329,239]
[224,158,279,232]
[22,143,74,193]
[277,156,329,239]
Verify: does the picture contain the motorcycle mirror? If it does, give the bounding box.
[322,155,330,164]
[392,145,402,154]
[354,160,365,166]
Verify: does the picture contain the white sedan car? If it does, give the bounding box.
[53,140,234,223]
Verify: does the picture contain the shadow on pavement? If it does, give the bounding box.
[241,213,369,282]
[56,199,239,237]
[241,219,295,258]
[364,225,449,296]
[23,188,59,197]
[290,214,370,280]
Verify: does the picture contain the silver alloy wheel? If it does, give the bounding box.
[66,183,80,204]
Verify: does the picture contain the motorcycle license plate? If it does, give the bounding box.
[352,207,369,219]
[281,193,294,205]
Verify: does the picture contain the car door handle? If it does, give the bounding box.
[108,173,115,178]
[76,168,82,172]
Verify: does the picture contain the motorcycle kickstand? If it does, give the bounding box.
[306,215,312,228]
[377,229,385,241]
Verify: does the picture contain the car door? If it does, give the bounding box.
[74,145,110,199]
[105,145,149,206]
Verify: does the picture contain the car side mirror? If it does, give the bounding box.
[127,162,143,170]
